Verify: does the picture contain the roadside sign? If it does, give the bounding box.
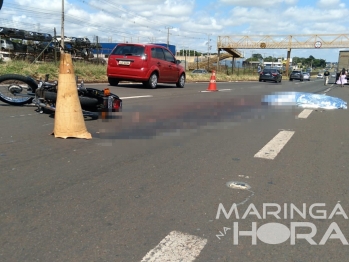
[315,41,322,48]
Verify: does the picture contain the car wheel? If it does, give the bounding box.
[259,79,262,82]
[176,73,185,88]
[108,77,119,86]
[289,78,293,81]
[144,73,158,89]
[300,78,303,82]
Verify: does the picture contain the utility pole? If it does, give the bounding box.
[96,36,99,64]
[206,34,212,71]
[165,26,173,49]
[183,46,189,70]
[54,28,57,64]
[60,0,64,53]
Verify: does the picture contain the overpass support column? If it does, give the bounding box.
[286,48,291,77]
[232,57,235,75]
[217,49,220,73]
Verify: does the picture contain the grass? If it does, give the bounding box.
[0,60,109,82]
[0,60,266,83]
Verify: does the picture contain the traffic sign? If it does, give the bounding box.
[314,41,322,48]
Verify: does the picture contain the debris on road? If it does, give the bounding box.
[262,92,347,109]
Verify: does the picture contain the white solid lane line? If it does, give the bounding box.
[254,130,295,160]
[120,95,153,99]
[297,109,313,119]
[140,231,207,262]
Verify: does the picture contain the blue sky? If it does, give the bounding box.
[1,0,349,61]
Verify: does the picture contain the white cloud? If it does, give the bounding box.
[317,0,342,8]
[283,6,347,22]
[219,0,297,7]
[0,0,348,59]
[16,0,61,11]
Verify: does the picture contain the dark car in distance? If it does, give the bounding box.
[191,69,208,74]
[289,70,304,81]
[259,68,282,83]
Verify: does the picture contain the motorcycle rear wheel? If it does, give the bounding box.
[0,74,37,105]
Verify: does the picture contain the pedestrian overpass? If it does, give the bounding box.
[216,34,349,75]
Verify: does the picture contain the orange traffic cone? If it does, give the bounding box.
[207,70,218,91]
[52,53,92,139]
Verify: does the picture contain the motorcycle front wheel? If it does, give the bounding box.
[0,74,37,105]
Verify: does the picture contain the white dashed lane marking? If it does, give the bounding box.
[120,95,153,99]
[254,130,295,160]
[297,109,313,119]
[140,231,207,262]
[9,113,35,118]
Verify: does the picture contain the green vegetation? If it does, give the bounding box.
[0,60,109,82]
[292,55,326,69]
[245,54,326,69]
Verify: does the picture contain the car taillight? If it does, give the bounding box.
[113,99,121,110]
[272,73,277,76]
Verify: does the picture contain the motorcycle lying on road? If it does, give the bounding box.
[0,74,122,117]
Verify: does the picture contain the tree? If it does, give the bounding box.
[264,56,277,62]
[252,53,263,61]
[291,55,326,69]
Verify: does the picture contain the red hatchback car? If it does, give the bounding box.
[107,43,186,89]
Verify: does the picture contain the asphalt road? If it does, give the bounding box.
[1,76,349,262]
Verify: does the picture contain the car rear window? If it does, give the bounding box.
[111,45,145,56]
[263,69,277,73]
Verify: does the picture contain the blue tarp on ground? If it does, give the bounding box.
[262,92,347,109]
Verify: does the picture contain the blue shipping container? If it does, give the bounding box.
[92,43,176,56]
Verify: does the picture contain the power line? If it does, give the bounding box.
[1,1,214,50]
[76,0,210,41]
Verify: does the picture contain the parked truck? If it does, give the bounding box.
[337,51,349,70]
[336,50,349,81]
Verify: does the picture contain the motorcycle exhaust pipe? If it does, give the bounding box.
[37,102,97,118]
